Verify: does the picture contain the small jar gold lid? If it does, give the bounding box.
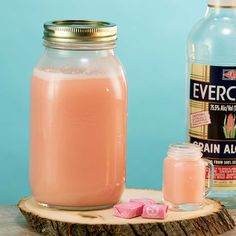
[43,20,117,44]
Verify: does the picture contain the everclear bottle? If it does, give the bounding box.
[187,0,236,207]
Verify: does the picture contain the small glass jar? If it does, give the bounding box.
[163,143,214,211]
[30,20,127,210]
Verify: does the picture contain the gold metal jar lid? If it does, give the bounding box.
[43,20,117,44]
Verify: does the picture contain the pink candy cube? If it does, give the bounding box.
[113,202,144,219]
[130,198,156,206]
[142,204,168,219]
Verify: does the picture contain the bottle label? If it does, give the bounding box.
[189,63,236,189]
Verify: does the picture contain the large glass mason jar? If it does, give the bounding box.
[30,20,127,210]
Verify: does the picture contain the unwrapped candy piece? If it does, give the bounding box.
[142,204,168,219]
[113,202,143,219]
[130,198,156,206]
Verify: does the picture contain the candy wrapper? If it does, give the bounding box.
[113,202,144,219]
[130,198,156,206]
[142,204,168,219]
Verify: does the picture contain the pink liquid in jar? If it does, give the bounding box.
[30,68,127,209]
[163,143,213,210]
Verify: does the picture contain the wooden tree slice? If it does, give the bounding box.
[18,189,235,236]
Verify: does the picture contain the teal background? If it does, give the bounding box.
[0,0,205,204]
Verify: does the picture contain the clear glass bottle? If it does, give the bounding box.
[30,20,127,210]
[187,0,236,207]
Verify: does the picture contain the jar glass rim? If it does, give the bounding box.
[167,143,202,159]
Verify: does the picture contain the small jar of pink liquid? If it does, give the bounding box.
[163,143,214,211]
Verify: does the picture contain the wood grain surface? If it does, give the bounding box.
[0,205,235,236]
[17,189,234,236]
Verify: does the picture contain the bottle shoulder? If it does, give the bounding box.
[188,16,236,44]
[187,15,236,64]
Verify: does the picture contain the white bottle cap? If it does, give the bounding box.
[208,0,236,7]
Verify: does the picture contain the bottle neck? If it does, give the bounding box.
[207,0,236,16]
[206,7,236,17]
[208,0,236,7]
